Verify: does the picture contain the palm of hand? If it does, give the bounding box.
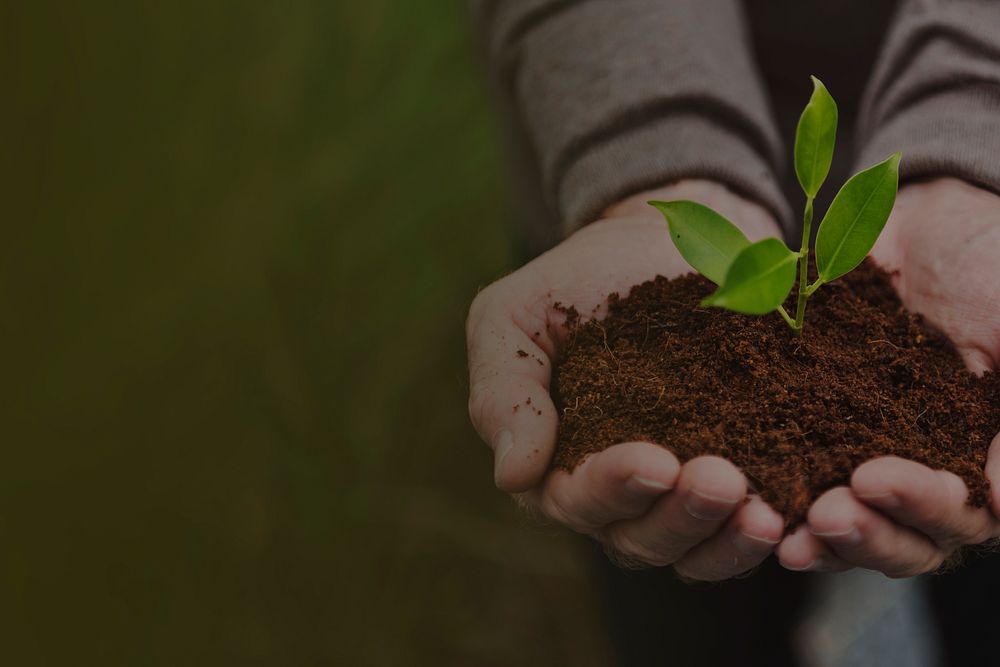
[513,216,695,342]
[511,182,782,343]
[871,178,1000,373]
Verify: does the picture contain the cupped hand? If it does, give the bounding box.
[778,178,1000,577]
[466,180,787,580]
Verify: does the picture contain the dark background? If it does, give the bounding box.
[1,2,611,664]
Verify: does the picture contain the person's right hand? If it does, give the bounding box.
[466,180,786,579]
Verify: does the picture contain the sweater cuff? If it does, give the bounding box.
[559,113,794,236]
[855,83,1000,195]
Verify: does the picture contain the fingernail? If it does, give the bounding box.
[626,475,671,495]
[684,488,740,521]
[785,557,825,572]
[492,429,514,478]
[811,525,863,546]
[856,491,900,510]
[732,530,779,556]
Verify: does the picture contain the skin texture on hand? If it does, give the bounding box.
[466,180,787,580]
[776,178,1000,576]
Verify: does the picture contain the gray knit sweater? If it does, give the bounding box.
[473,0,1000,254]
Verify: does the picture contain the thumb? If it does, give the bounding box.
[958,345,994,376]
[986,433,1000,520]
[466,283,557,493]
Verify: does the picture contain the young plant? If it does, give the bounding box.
[650,76,901,336]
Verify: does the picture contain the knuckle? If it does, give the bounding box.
[969,522,1000,546]
[607,532,673,568]
[656,512,705,547]
[918,474,975,542]
[594,445,632,472]
[540,491,583,531]
[467,282,510,334]
[939,470,970,507]
[850,509,877,536]
[887,553,943,579]
[466,380,494,431]
[884,562,918,579]
[672,558,728,583]
[922,509,954,538]
[671,560,702,582]
[467,284,495,324]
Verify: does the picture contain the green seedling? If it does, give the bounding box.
[650,76,901,336]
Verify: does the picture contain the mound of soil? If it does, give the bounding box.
[552,262,1000,526]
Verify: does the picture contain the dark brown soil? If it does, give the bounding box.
[552,262,1000,526]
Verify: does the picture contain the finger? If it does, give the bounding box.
[959,345,994,376]
[537,442,680,533]
[986,433,1000,519]
[602,456,746,567]
[467,282,555,493]
[852,457,999,549]
[776,525,852,573]
[671,496,783,581]
[808,487,945,578]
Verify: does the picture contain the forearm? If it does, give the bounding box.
[473,0,791,237]
[855,0,1000,195]
[605,179,783,242]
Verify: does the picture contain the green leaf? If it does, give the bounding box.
[701,238,797,315]
[815,152,901,282]
[794,76,838,198]
[648,200,750,285]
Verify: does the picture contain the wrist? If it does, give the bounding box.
[894,178,999,241]
[897,177,999,206]
[872,177,1000,272]
[604,179,783,241]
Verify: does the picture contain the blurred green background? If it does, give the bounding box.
[1,2,611,664]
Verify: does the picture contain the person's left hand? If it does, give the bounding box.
[777,178,1000,577]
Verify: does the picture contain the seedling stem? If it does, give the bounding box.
[792,197,814,335]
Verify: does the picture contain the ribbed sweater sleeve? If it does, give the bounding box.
[472,0,792,237]
[855,0,1000,194]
